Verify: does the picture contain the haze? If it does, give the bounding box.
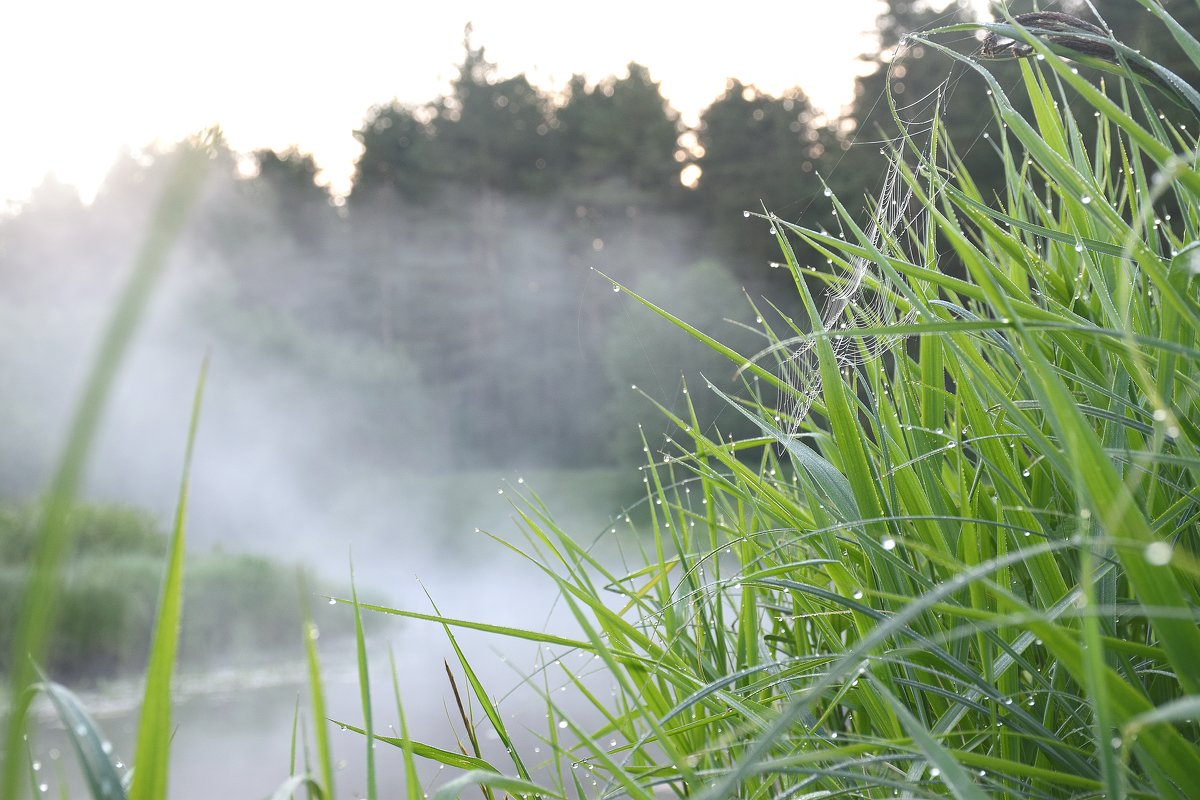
[1,0,896,204]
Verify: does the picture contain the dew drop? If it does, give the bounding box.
[743,210,751,218]
[612,283,620,293]
[1081,195,1092,204]
[328,598,336,605]
[558,720,568,729]
[1144,541,1173,566]
[930,767,942,777]
[823,187,832,197]
[882,538,896,551]
[852,590,864,600]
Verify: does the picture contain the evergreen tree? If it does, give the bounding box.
[557,63,682,200]
[349,102,436,204]
[692,80,824,286]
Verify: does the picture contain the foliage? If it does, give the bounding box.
[691,80,827,286]
[602,259,760,462]
[356,6,1200,800]
[0,501,345,682]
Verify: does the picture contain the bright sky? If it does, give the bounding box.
[1,0,897,205]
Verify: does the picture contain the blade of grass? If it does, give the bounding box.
[128,356,208,800]
[0,137,211,800]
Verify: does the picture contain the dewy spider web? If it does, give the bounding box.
[769,39,950,433]
[754,0,1017,437]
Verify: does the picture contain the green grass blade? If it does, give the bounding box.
[128,356,208,800]
[0,137,211,800]
[429,770,559,800]
[350,564,377,800]
[388,647,423,800]
[33,680,127,800]
[866,675,988,800]
[302,578,335,799]
[332,722,498,772]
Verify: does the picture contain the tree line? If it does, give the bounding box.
[1,0,1195,481]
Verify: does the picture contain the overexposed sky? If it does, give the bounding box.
[2,0,899,204]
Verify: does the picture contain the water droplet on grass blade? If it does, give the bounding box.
[882,538,896,550]
[1144,541,1173,566]
[1081,195,1092,204]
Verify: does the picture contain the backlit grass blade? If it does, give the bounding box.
[0,137,211,800]
[129,356,208,800]
[388,647,423,800]
[349,564,377,800]
[302,577,335,799]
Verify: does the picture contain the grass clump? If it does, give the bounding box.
[361,7,1200,800]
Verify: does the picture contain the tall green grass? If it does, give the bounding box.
[361,7,1200,800]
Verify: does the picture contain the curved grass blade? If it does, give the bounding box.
[331,722,498,772]
[266,774,323,800]
[33,680,126,800]
[429,770,560,800]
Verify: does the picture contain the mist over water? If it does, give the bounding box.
[3,147,752,797]
[1,153,754,574]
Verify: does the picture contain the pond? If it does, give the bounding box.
[27,467,644,798]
